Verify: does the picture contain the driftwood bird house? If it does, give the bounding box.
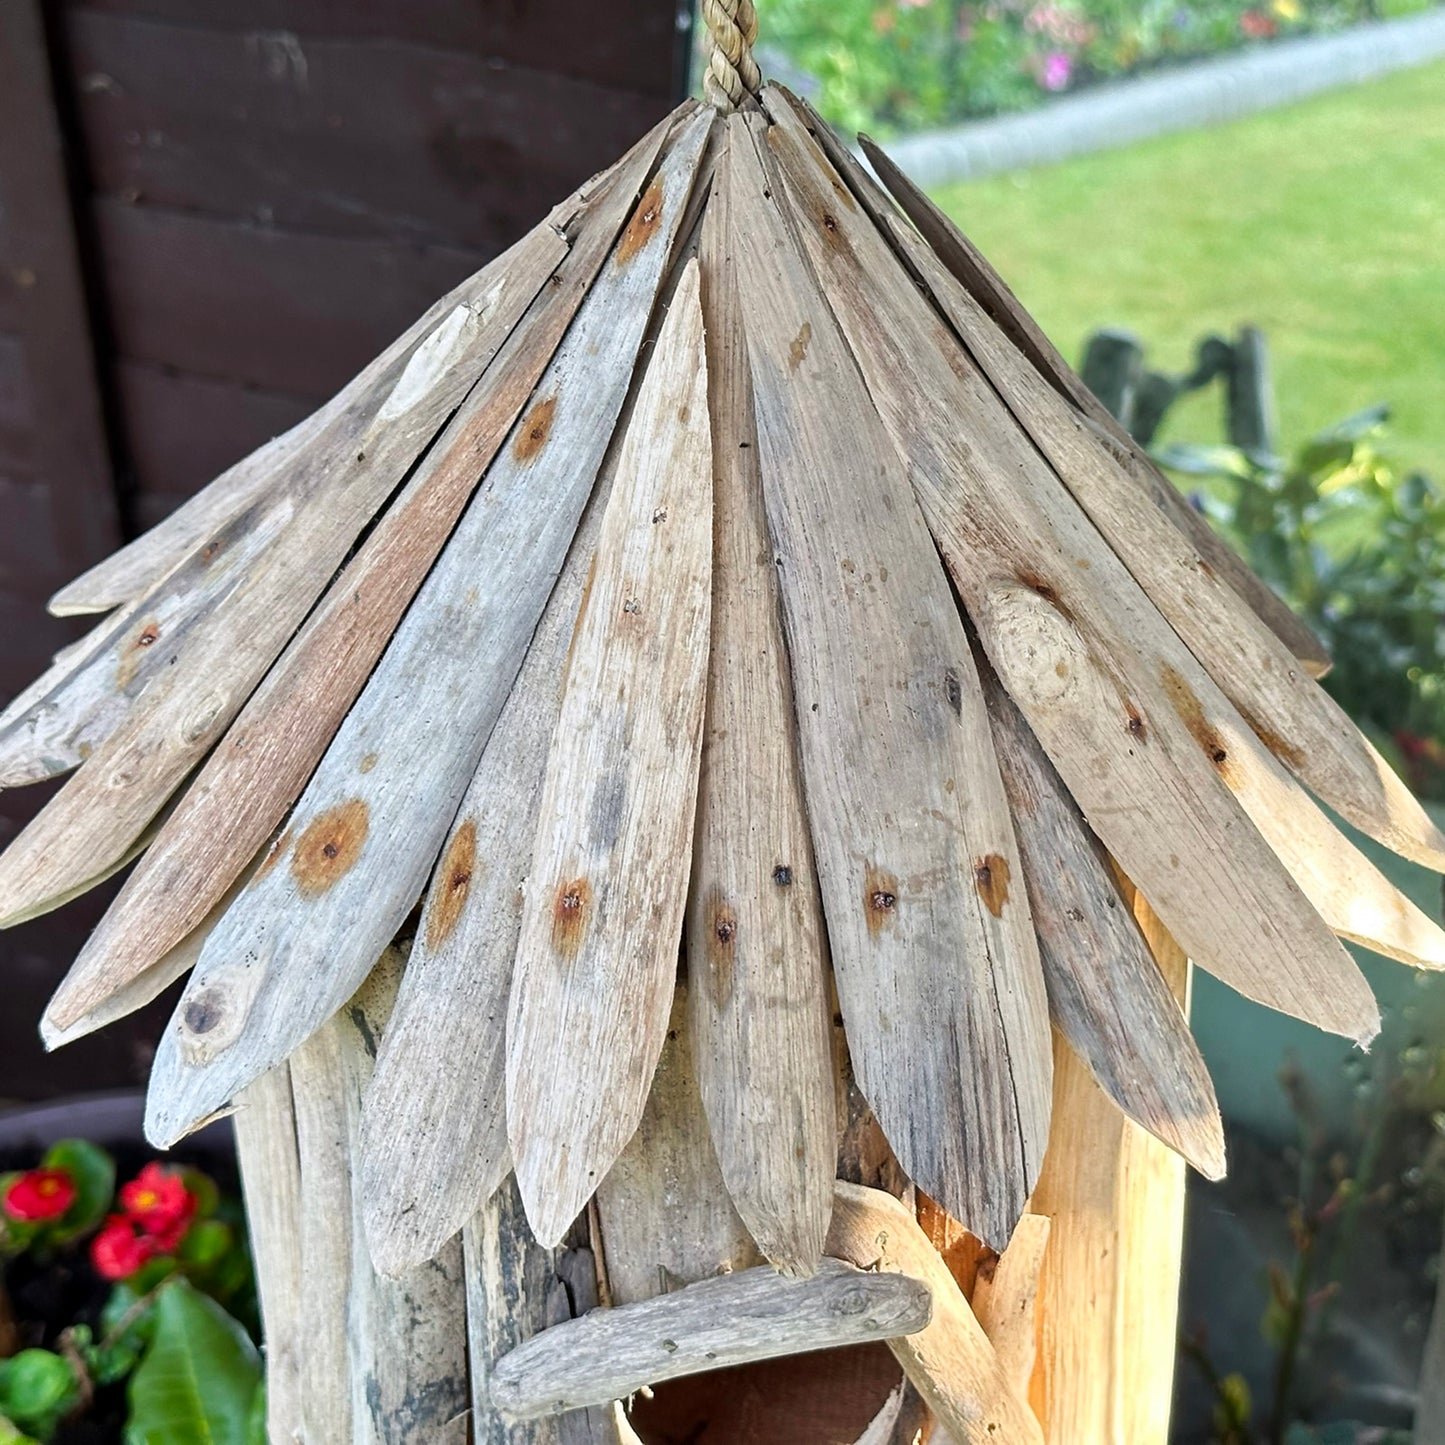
[3,5,1443,1440]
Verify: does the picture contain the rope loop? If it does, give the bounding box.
[701,0,761,112]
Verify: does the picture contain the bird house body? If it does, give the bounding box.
[3,60,1442,1445]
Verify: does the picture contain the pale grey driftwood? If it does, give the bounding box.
[289,952,471,1445]
[43,118,668,1041]
[143,112,713,1150]
[729,113,1052,1247]
[594,985,762,1304]
[465,1177,616,1445]
[0,213,567,928]
[762,90,1377,1043]
[507,252,716,1246]
[489,1259,932,1420]
[232,1065,305,1445]
[686,139,837,1276]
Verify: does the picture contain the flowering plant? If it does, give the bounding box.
[0,1143,258,1444]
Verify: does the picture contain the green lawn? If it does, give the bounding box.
[930,60,1445,477]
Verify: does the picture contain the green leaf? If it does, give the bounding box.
[0,1415,42,1445]
[178,1221,232,1270]
[244,1381,266,1445]
[42,1140,115,1245]
[124,1281,260,1445]
[0,1350,81,1439]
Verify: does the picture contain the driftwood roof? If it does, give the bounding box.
[2,91,1443,1310]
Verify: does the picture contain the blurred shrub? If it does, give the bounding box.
[753,0,1440,133]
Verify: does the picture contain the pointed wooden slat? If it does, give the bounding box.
[855,130,1332,681]
[0,500,296,789]
[594,984,762,1304]
[814,115,1445,975]
[231,1065,305,1445]
[43,117,671,1037]
[359,388,621,1278]
[488,1259,933,1420]
[48,404,329,619]
[686,158,836,1277]
[1027,896,1190,1443]
[506,255,715,1248]
[143,109,714,1151]
[975,645,1224,1177]
[826,1183,1043,1445]
[0,219,569,926]
[37,109,689,621]
[464,1177,616,1445]
[42,849,264,1049]
[968,1212,1050,1401]
[728,113,1052,1248]
[288,953,471,1444]
[844,153,1445,877]
[761,91,1378,1042]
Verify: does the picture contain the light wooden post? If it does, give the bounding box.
[1027,894,1192,1443]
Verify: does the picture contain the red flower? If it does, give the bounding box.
[120,1163,194,1239]
[1240,9,1278,36]
[91,1215,155,1280]
[3,1168,77,1222]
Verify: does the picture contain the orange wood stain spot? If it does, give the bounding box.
[426,819,477,951]
[254,827,294,884]
[1158,662,1232,775]
[974,853,1011,917]
[1238,704,1307,771]
[615,178,664,267]
[863,866,898,935]
[115,618,161,689]
[788,321,812,372]
[551,877,592,958]
[512,394,557,463]
[290,800,370,898]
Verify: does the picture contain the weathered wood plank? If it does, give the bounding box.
[71,10,669,251]
[0,0,123,574]
[358,352,628,1277]
[686,157,835,1277]
[507,254,714,1247]
[968,1213,1050,1401]
[846,155,1445,876]
[464,1178,616,1445]
[1027,897,1190,1444]
[728,113,1051,1247]
[43,116,672,1039]
[975,644,1224,1177]
[231,1064,304,1445]
[0,212,561,924]
[594,984,762,1304]
[42,850,263,1049]
[143,110,713,1150]
[489,1259,933,1420]
[856,130,1332,680]
[289,952,471,1444]
[761,91,1378,1041]
[65,0,679,97]
[827,1183,1043,1445]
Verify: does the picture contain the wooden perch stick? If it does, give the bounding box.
[488,1258,932,1420]
[826,1182,1043,1445]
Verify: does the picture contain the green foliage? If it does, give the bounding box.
[123,1281,261,1445]
[0,1352,81,1443]
[753,0,1399,134]
[1158,407,1445,796]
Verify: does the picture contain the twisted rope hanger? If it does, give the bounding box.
[702,0,762,111]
